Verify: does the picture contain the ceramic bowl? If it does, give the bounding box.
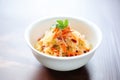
[25,17,102,71]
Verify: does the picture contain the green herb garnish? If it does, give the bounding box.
[56,19,69,30]
[51,19,69,30]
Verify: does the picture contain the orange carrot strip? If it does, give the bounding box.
[62,27,70,35]
[53,28,59,39]
[60,43,67,53]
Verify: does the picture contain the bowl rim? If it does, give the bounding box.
[25,16,102,60]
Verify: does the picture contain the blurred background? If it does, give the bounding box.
[0,0,120,80]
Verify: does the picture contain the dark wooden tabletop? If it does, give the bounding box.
[0,0,120,80]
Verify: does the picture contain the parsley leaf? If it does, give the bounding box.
[50,19,69,30]
[64,19,68,27]
[56,19,69,30]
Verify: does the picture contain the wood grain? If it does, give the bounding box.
[0,0,120,80]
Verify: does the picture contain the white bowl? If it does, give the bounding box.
[25,17,102,71]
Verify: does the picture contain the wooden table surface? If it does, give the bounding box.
[0,0,120,80]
